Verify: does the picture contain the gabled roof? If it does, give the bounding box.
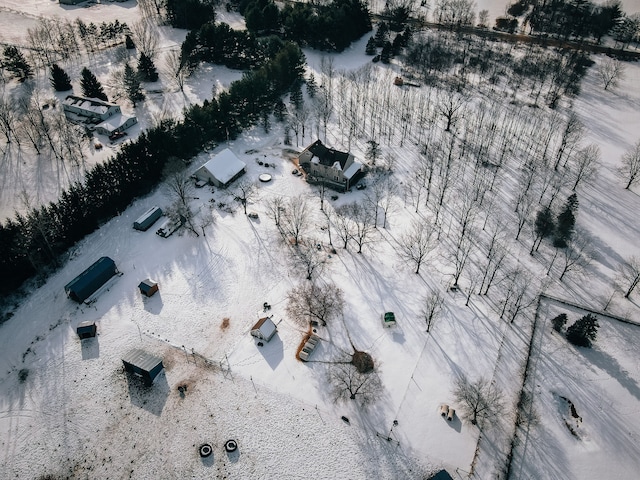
[138,279,157,292]
[197,148,246,185]
[63,95,119,114]
[97,114,136,133]
[122,349,163,372]
[252,316,277,339]
[307,140,350,169]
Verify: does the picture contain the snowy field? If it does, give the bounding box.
[1,1,640,480]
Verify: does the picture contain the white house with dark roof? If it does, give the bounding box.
[194,148,247,188]
[297,139,362,191]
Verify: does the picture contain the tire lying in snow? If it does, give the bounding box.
[224,439,238,452]
[199,443,213,457]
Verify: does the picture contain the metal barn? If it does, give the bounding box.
[64,257,118,303]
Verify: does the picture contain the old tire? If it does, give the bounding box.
[224,439,238,452]
[199,443,212,457]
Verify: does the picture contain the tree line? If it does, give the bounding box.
[0,40,305,299]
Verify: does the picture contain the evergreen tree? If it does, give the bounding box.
[380,41,393,64]
[531,206,555,253]
[80,67,108,101]
[137,53,159,82]
[365,36,377,55]
[551,313,568,332]
[2,46,33,81]
[123,63,145,106]
[392,34,403,56]
[290,81,303,110]
[125,34,135,49]
[374,22,389,47]
[306,73,317,98]
[49,63,73,91]
[554,194,578,248]
[274,99,286,122]
[566,314,599,347]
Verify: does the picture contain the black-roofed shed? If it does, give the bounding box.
[122,349,164,386]
[138,278,159,297]
[76,321,97,339]
[64,256,118,303]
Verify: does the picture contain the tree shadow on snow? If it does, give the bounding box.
[126,371,170,416]
[577,345,640,401]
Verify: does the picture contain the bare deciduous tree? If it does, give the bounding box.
[228,179,258,215]
[558,232,594,282]
[286,282,344,326]
[351,203,377,254]
[618,256,640,299]
[333,203,358,250]
[620,139,640,190]
[265,196,286,228]
[164,49,188,92]
[554,112,583,171]
[597,57,625,91]
[397,219,435,274]
[130,20,159,58]
[293,238,325,280]
[163,161,200,236]
[453,375,503,428]
[437,89,466,133]
[282,196,310,245]
[569,144,600,191]
[421,289,444,332]
[499,267,536,323]
[328,363,382,407]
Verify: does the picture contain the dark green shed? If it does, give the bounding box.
[64,257,118,303]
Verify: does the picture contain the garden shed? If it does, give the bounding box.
[138,279,159,297]
[133,206,162,231]
[64,256,118,303]
[122,349,164,386]
[250,316,277,342]
[429,470,453,480]
[76,321,97,339]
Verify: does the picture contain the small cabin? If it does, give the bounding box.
[133,206,163,231]
[250,316,277,342]
[76,321,97,339]
[122,349,164,386]
[138,279,159,297]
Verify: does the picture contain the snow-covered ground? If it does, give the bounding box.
[1,2,640,480]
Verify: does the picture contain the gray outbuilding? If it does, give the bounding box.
[122,349,164,386]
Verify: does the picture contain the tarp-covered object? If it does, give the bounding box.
[64,257,118,303]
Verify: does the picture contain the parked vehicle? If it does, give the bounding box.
[155,217,183,238]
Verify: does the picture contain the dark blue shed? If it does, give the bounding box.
[64,257,118,303]
[430,470,453,480]
[122,349,164,386]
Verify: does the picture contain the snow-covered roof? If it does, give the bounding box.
[63,95,118,115]
[199,148,246,185]
[252,316,277,339]
[97,115,136,133]
[343,161,362,180]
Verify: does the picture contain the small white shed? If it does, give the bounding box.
[250,316,277,342]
